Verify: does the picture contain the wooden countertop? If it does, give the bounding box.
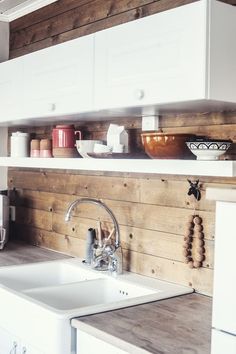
[72,293,212,354]
[0,241,70,266]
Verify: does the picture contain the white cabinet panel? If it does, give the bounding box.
[0,325,44,354]
[77,330,128,354]
[94,1,207,110]
[0,58,24,122]
[211,329,236,354]
[0,326,20,354]
[21,342,43,354]
[209,0,236,103]
[23,34,94,118]
[212,201,236,335]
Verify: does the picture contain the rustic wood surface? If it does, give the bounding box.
[8,0,236,296]
[9,169,215,295]
[0,240,70,266]
[73,293,212,354]
[9,0,236,58]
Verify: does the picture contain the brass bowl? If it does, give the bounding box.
[141,132,195,159]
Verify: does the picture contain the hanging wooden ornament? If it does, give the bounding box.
[183,215,205,269]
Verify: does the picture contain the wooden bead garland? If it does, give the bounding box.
[183,215,205,269]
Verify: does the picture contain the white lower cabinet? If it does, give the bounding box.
[76,329,128,354]
[211,329,236,354]
[0,326,20,354]
[0,326,43,354]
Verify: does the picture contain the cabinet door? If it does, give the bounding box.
[23,34,94,118]
[77,330,128,354]
[21,343,44,354]
[0,325,20,354]
[212,202,236,334]
[95,1,206,110]
[0,58,24,122]
[211,329,236,354]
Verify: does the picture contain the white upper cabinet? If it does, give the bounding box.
[0,57,24,122]
[22,34,94,119]
[0,0,236,125]
[94,0,236,112]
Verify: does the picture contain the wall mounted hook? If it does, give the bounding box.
[187,179,201,201]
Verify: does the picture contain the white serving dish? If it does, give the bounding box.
[186,141,231,160]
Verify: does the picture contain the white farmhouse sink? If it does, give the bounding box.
[22,277,158,311]
[0,258,193,354]
[0,259,101,290]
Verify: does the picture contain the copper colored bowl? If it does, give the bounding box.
[141,132,195,159]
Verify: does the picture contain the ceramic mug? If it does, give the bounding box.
[52,125,81,148]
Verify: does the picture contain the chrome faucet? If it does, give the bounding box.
[65,198,122,275]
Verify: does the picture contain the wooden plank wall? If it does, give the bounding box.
[8,0,236,295]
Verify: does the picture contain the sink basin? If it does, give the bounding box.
[0,259,101,290]
[22,277,158,311]
[0,258,193,354]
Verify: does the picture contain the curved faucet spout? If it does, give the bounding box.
[65,197,121,249]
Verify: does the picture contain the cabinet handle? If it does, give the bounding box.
[9,341,17,354]
[134,89,145,100]
[48,103,56,111]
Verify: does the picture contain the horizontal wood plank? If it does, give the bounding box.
[10,0,236,296]
[10,0,197,57]
[9,187,215,240]
[12,224,213,294]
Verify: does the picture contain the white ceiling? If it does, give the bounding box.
[0,0,57,20]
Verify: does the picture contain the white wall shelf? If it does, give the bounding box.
[2,157,236,177]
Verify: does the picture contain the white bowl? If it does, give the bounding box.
[93,143,112,153]
[186,141,231,160]
[76,140,102,154]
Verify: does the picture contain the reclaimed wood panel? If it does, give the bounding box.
[8,171,141,203]
[9,184,215,240]
[9,169,233,212]
[12,224,86,258]
[9,0,236,58]
[8,0,236,296]
[15,206,52,231]
[11,0,94,32]
[12,223,213,294]
[124,249,213,295]
[10,0,193,52]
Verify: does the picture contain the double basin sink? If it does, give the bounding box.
[0,258,193,353]
[0,258,192,316]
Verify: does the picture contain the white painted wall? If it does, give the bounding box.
[0,21,9,62]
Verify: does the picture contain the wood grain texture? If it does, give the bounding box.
[9,168,215,294]
[0,241,70,266]
[8,0,236,296]
[74,293,212,354]
[9,0,198,58]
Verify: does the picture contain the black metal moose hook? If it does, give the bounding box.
[187,179,201,201]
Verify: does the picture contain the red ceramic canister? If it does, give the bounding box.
[52,125,81,148]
